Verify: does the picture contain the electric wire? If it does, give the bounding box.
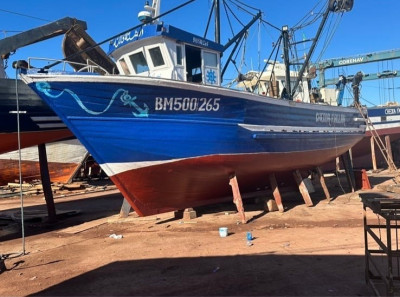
[0,8,51,22]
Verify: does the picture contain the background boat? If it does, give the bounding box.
[0,17,107,185]
[0,77,73,154]
[314,49,400,170]
[0,139,89,185]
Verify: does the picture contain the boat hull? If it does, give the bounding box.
[350,106,400,169]
[0,78,73,154]
[0,139,88,185]
[112,146,357,216]
[21,74,365,216]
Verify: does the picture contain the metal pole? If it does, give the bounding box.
[291,4,332,98]
[282,26,291,99]
[214,0,220,44]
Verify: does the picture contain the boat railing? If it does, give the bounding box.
[25,57,109,75]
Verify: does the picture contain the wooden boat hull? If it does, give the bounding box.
[21,74,365,216]
[0,139,88,185]
[112,146,357,216]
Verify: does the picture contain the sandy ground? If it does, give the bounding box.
[0,171,398,296]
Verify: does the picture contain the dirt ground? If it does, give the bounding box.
[0,171,399,296]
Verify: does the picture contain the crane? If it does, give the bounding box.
[314,49,400,175]
[0,17,117,75]
[312,48,400,88]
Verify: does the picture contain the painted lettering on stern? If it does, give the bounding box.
[155,97,220,112]
[315,112,346,125]
[384,108,399,115]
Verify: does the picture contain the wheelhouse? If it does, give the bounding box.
[108,23,224,86]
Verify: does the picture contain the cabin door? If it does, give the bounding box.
[185,45,202,83]
[202,50,220,86]
[174,44,185,81]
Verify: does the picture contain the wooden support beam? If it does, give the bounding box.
[293,170,313,206]
[385,135,395,171]
[268,173,284,212]
[38,143,56,223]
[315,166,331,201]
[340,150,356,192]
[119,198,132,218]
[370,136,377,171]
[229,175,246,224]
[335,157,341,172]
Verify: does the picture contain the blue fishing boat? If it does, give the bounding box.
[20,0,364,216]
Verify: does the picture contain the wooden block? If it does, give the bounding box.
[183,208,197,220]
[265,199,279,212]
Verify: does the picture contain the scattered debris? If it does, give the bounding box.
[0,179,116,199]
[109,233,123,239]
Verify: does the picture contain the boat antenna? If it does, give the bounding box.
[288,0,354,100]
[138,0,161,24]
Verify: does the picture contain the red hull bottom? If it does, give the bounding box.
[111,145,353,216]
[0,130,73,155]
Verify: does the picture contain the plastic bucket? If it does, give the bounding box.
[219,227,228,237]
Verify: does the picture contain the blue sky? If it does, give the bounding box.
[1,0,399,106]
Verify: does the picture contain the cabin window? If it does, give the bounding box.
[119,58,131,75]
[130,51,149,74]
[203,51,217,67]
[149,46,165,67]
[176,45,183,65]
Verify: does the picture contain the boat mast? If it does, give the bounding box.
[282,25,291,99]
[288,0,354,100]
[289,5,331,99]
[214,0,220,44]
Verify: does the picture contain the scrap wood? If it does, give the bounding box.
[7,182,32,189]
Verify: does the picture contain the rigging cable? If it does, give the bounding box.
[292,0,325,33]
[222,0,236,36]
[314,12,344,64]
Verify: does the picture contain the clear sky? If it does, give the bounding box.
[1,0,399,107]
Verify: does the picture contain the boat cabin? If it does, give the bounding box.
[236,63,313,103]
[108,23,224,86]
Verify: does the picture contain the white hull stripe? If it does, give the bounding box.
[36,123,67,128]
[31,116,62,122]
[100,159,184,177]
[369,115,400,123]
[239,123,365,133]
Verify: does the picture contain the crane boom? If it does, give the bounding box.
[0,17,86,57]
[314,48,400,87]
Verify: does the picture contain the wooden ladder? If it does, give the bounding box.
[354,102,400,183]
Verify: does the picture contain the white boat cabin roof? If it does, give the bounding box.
[108,23,224,86]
